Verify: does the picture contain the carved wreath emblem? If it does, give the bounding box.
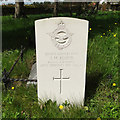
[50,21,73,50]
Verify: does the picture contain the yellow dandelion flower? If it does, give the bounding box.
[115,23,117,25]
[97,117,101,120]
[103,33,105,35]
[114,34,116,37]
[113,83,116,86]
[84,106,88,111]
[89,28,92,31]
[101,36,103,38]
[12,87,14,90]
[109,30,111,32]
[59,105,63,110]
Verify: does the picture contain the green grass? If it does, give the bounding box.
[2,11,120,119]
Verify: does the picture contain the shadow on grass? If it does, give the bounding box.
[2,14,53,51]
[84,72,103,104]
[2,12,120,51]
[2,24,35,51]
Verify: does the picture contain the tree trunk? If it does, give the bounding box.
[14,0,26,18]
[53,0,58,17]
[69,2,72,17]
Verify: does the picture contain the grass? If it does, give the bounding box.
[2,11,120,119]
[2,49,36,78]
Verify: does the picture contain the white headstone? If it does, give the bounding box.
[35,17,89,105]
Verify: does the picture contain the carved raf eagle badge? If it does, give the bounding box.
[50,21,73,50]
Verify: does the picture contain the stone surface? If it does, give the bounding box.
[35,17,89,105]
[27,63,37,85]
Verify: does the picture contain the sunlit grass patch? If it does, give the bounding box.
[2,49,36,78]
